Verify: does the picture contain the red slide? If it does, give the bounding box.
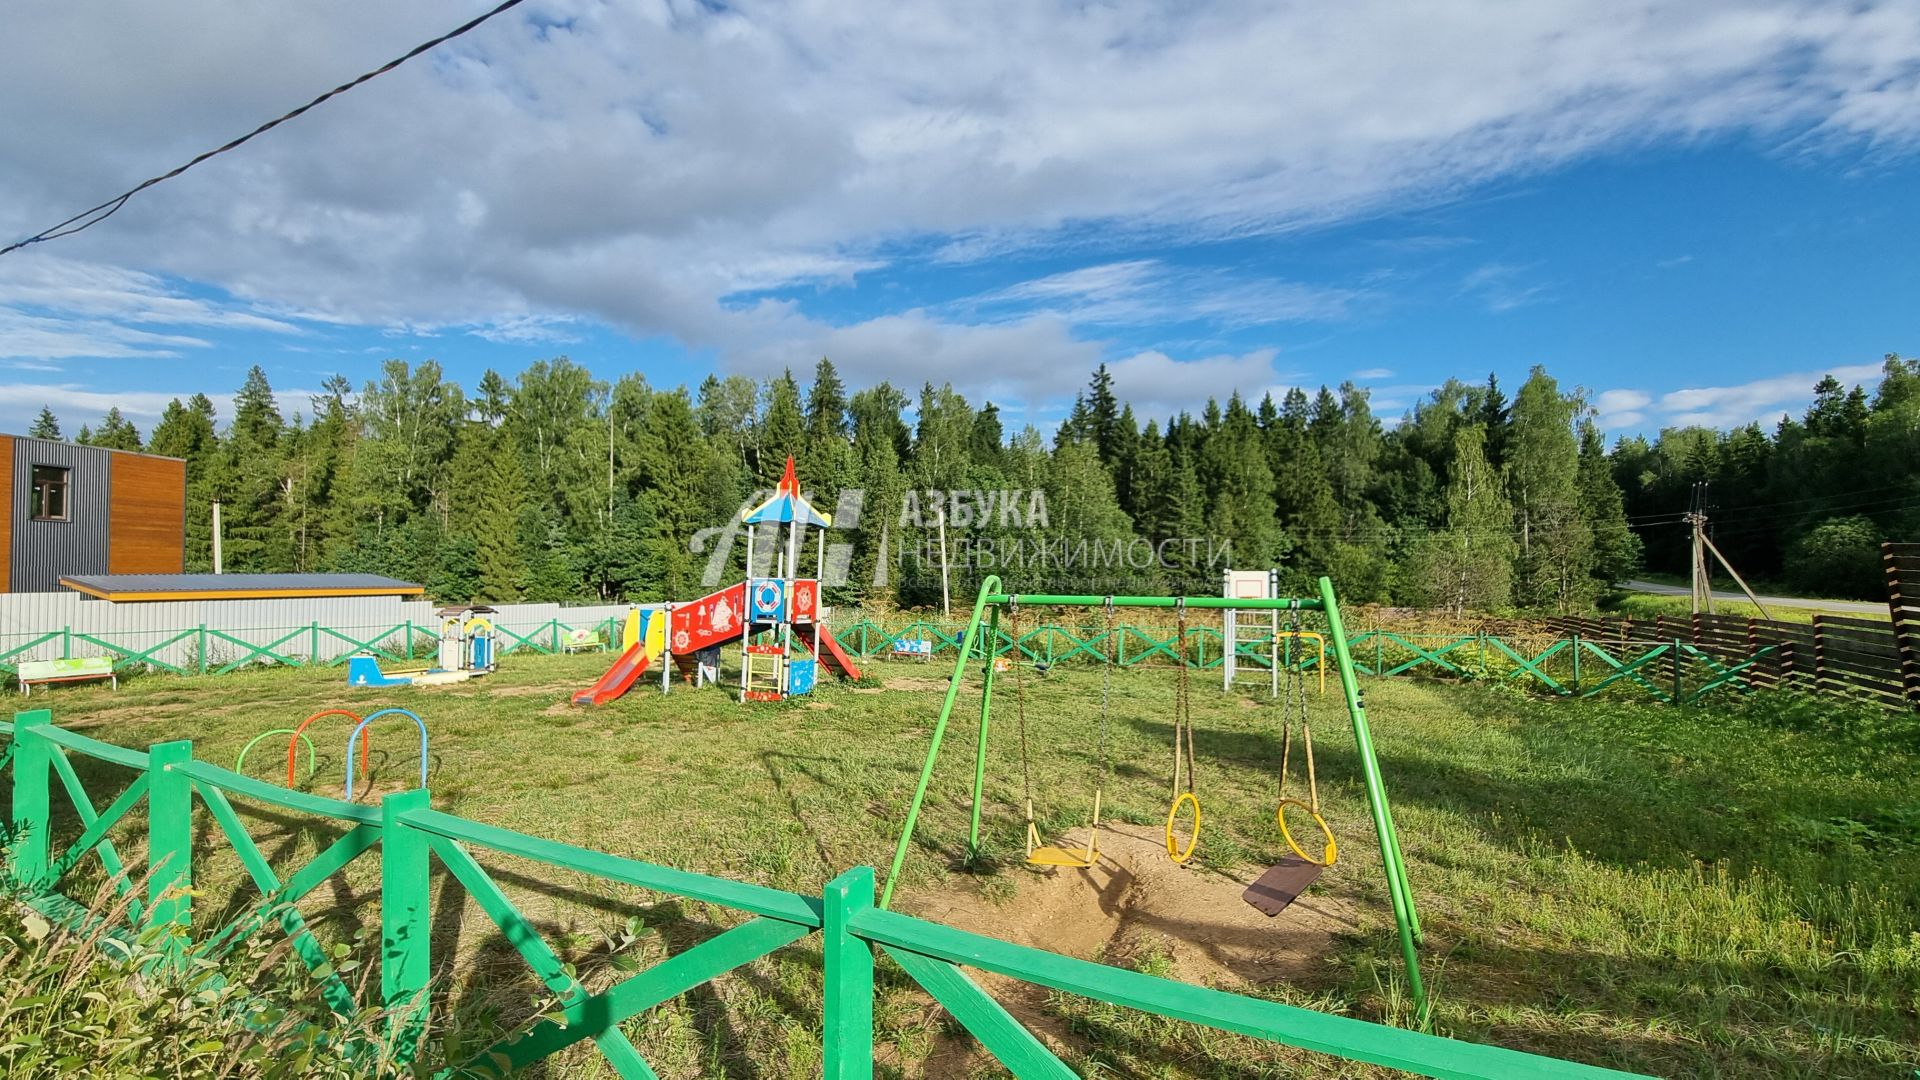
[792,625,863,681]
[573,642,653,706]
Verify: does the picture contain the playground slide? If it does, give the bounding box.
[791,625,863,681]
[573,613,668,706]
[573,642,652,705]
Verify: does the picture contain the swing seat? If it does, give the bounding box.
[1027,845,1098,869]
[1242,856,1323,917]
[1024,793,1100,868]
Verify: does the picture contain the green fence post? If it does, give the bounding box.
[550,619,560,653]
[62,626,71,660]
[146,740,194,963]
[1570,634,1581,694]
[404,619,415,660]
[310,622,320,666]
[197,624,208,675]
[1374,634,1383,678]
[822,866,876,1079]
[10,710,53,888]
[381,788,432,1063]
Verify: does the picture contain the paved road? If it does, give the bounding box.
[1619,579,1886,615]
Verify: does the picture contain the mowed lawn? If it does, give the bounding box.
[10,648,1918,1078]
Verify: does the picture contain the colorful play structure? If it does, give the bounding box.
[231,705,430,800]
[347,607,498,688]
[572,457,863,706]
[881,573,1432,1022]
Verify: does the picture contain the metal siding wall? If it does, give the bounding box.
[0,592,645,671]
[13,439,111,593]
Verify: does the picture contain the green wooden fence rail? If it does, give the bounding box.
[1,711,1647,1079]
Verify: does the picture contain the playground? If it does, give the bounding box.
[18,629,1918,1077]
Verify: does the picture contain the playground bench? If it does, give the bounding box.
[18,656,117,696]
[892,638,934,662]
[562,630,608,653]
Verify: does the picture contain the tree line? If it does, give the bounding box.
[32,353,1914,610]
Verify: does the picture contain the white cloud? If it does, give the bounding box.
[1351,367,1395,380]
[0,382,327,437]
[1594,388,1652,415]
[463,314,583,345]
[1104,348,1288,420]
[0,256,299,362]
[1597,362,1887,432]
[1458,262,1547,313]
[965,259,1359,329]
[1660,362,1887,428]
[0,1,1917,399]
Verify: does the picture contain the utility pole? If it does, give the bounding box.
[1685,482,1710,615]
[1684,480,1775,621]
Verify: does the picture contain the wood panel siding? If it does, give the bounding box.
[108,454,186,574]
[0,435,12,592]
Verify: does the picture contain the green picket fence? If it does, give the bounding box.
[1,711,1645,1078]
[835,617,1781,706]
[0,611,1790,708]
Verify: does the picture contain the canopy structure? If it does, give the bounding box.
[741,457,831,528]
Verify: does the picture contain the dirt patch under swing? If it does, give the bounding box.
[895,820,1359,1071]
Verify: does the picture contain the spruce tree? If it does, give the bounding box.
[91,408,142,451]
[757,370,806,484]
[1578,420,1641,587]
[28,406,60,440]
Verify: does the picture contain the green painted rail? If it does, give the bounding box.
[2,710,1650,1079]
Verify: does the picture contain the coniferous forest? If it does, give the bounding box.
[37,354,1919,610]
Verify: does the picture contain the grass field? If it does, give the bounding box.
[11,650,1920,1078]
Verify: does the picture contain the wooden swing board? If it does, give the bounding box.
[1242,855,1323,917]
[1026,846,1097,869]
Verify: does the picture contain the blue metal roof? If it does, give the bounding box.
[61,573,424,600]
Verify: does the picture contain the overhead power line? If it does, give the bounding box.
[0,0,529,258]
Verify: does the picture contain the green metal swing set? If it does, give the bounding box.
[880,573,1432,1022]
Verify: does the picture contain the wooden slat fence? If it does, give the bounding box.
[1544,609,1907,709]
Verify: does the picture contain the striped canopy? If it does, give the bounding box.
[741,456,831,527]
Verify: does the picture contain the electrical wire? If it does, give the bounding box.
[0,0,530,258]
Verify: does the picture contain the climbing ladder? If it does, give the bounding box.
[742,644,785,702]
[1222,568,1280,698]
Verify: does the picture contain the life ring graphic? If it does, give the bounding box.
[752,580,782,616]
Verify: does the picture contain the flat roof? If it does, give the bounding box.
[8,434,185,464]
[61,573,425,602]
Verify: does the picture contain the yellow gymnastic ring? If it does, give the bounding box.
[1276,798,1338,867]
[1164,791,1201,864]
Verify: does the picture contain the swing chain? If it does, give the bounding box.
[1280,605,1318,812]
[1011,597,1033,813]
[1099,597,1113,784]
[1175,599,1194,796]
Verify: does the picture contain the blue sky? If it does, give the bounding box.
[1,1,1916,439]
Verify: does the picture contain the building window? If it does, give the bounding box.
[30,465,69,521]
